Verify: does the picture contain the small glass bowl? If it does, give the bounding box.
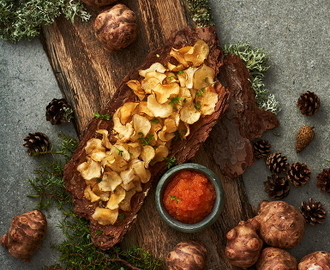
[155,163,224,233]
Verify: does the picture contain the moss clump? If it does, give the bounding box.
[184,0,215,27]
[224,42,280,114]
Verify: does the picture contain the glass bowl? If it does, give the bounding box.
[155,163,224,233]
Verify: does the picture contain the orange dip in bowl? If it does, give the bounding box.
[163,170,216,224]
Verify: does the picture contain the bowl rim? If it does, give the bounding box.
[155,163,224,233]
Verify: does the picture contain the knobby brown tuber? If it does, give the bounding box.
[255,200,305,248]
[1,210,47,261]
[225,218,264,268]
[298,251,330,270]
[81,0,118,7]
[166,240,207,270]
[256,247,298,270]
[94,4,137,53]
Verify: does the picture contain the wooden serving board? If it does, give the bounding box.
[40,0,255,268]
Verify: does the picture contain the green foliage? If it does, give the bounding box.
[164,156,176,169]
[224,42,281,114]
[184,0,215,27]
[94,113,111,120]
[28,134,163,270]
[0,0,91,43]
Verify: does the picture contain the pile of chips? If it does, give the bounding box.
[77,39,219,225]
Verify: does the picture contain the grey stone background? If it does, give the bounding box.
[1,0,329,268]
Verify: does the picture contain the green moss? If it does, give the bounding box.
[0,0,90,43]
[184,0,215,27]
[224,42,281,114]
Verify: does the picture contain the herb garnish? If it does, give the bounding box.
[137,132,154,145]
[164,156,176,169]
[94,113,111,120]
[170,195,181,202]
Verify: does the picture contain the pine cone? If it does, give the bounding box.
[287,162,311,187]
[46,98,73,125]
[295,126,315,153]
[265,152,289,174]
[253,139,271,159]
[264,174,290,199]
[300,198,327,225]
[23,132,51,156]
[297,91,320,116]
[316,168,330,193]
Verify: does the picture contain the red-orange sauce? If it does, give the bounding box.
[163,170,216,224]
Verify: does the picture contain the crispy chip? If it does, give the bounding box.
[119,189,137,211]
[84,185,101,202]
[131,159,151,183]
[106,186,126,210]
[152,145,169,163]
[140,145,155,168]
[132,114,152,139]
[120,167,138,185]
[126,80,145,101]
[139,62,167,77]
[141,71,167,94]
[184,67,199,89]
[85,138,105,156]
[180,100,201,124]
[110,143,131,161]
[193,63,215,90]
[200,88,218,115]
[92,207,118,225]
[119,102,139,125]
[77,158,102,180]
[98,171,122,192]
[184,39,210,67]
[113,110,134,141]
[147,94,173,118]
[138,101,154,117]
[96,129,112,149]
[153,82,180,104]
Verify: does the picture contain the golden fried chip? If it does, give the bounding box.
[126,80,145,101]
[200,89,218,115]
[84,185,101,203]
[141,71,167,94]
[96,129,112,149]
[153,82,180,104]
[131,159,151,183]
[119,102,139,125]
[106,186,126,210]
[147,94,173,118]
[77,158,102,180]
[139,62,167,77]
[90,151,107,162]
[120,167,138,185]
[180,101,201,124]
[110,143,131,161]
[152,145,169,163]
[126,142,142,159]
[132,114,152,139]
[184,67,199,89]
[170,48,189,67]
[138,101,154,117]
[113,110,134,141]
[119,189,137,211]
[184,39,210,67]
[140,145,155,168]
[193,63,215,90]
[85,138,105,156]
[92,207,118,225]
[98,171,122,192]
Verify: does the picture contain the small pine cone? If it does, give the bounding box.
[287,162,311,187]
[295,126,315,153]
[23,132,51,156]
[316,168,330,193]
[264,174,290,199]
[300,198,327,225]
[253,139,271,159]
[297,91,320,116]
[265,152,289,174]
[46,98,73,125]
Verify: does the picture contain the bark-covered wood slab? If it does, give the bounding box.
[39,1,270,268]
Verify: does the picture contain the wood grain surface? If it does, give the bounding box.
[40,1,255,268]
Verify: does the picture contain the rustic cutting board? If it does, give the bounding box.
[40,0,255,268]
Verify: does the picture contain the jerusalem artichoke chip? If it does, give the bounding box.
[92,207,118,226]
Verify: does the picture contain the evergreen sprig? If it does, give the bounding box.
[0,0,91,43]
[28,133,163,270]
[224,42,281,114]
